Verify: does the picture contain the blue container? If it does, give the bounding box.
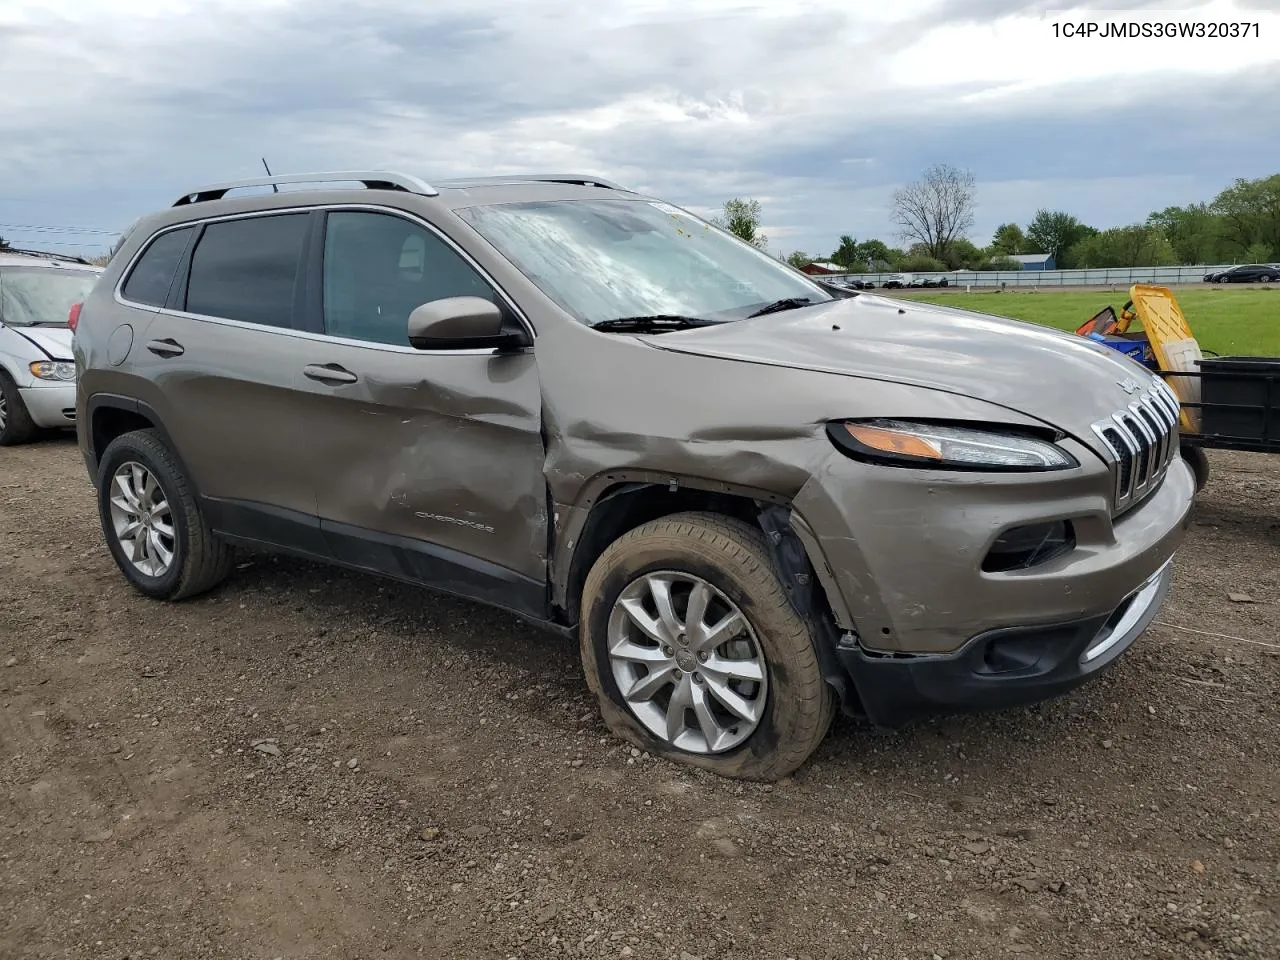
[1086,332,1159,370]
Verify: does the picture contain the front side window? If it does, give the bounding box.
[322,211,497,346]
[0,266,100,327]
[455,198,830,325]
[122,226,195,307]
[185,214,309,327]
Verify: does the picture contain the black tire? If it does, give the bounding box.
[1181,445,1210,493]
[580,511,836,781]
[96,428,233,600]
[0,369,38,446]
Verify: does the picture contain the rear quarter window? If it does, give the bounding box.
[121,226,196,307]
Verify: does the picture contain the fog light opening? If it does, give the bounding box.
[982,521,1075,573]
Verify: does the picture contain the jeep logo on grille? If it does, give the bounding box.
[1116,378,1141,395]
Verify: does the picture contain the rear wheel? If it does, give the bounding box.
[0,370,37,446]
[580,512,835,781]
[96,429,233,600]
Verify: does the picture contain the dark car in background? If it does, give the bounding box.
[1203,264,1279,283]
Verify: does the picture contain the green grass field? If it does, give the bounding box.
[896,288,1280,357]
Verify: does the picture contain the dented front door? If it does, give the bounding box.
[300,344,546,575]
[295,208,548,610]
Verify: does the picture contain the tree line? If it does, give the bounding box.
[714,166,1280,274]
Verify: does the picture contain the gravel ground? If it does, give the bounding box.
[2,437,1278,960]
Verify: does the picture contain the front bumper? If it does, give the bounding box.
[19,382,77,429]
[791,441,1195,725]
[837,558,1174,727]
[794,442,1195,655]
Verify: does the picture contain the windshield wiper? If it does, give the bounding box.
[589,315,726,333]
[745,297,814,319]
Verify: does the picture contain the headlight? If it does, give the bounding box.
[29,360,77,382]
[828,419,1077,471]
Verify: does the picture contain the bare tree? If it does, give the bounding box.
[891,164,976,261]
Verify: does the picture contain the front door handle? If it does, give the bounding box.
[303,363,358,385]
[146,338,184,358]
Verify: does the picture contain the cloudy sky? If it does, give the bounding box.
[1,0,1277,260]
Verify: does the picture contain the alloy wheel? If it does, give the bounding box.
[606,571,768,754]
[108,461,176,577]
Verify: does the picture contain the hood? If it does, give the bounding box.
[8,326,73,360]
[644,293,1159,445]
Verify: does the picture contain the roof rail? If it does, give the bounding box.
[434,174,628,191]
[172,170,439,207]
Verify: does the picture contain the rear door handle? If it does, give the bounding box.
[146,338,184,358]
[303,363,358,385]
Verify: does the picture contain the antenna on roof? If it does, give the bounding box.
[261,158,279,193]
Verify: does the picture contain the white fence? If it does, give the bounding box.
[828,264,1241,288]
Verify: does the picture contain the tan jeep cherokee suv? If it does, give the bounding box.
[73,171,1195,780]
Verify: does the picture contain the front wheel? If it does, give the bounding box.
[96,428,233,600]
[579,512,835,781]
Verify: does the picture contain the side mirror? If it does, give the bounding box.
[406,297,528,351]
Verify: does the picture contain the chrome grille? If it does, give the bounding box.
[1091,379,1181,514]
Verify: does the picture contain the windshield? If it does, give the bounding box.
[455,198,831,325]
[0,267,99,327]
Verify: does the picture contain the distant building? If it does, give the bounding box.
[1009,253,1055,271]
[800,261,846,275]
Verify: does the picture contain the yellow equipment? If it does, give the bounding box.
[1076,285,1204,432]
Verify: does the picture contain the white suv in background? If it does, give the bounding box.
[0,249,103,445]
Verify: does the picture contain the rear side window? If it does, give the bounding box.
[121,226,195,307]
[185,214,309,327]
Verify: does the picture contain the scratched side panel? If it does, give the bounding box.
[293,345,547,582]
[536,323,1066,502]
[538,325,829,506]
